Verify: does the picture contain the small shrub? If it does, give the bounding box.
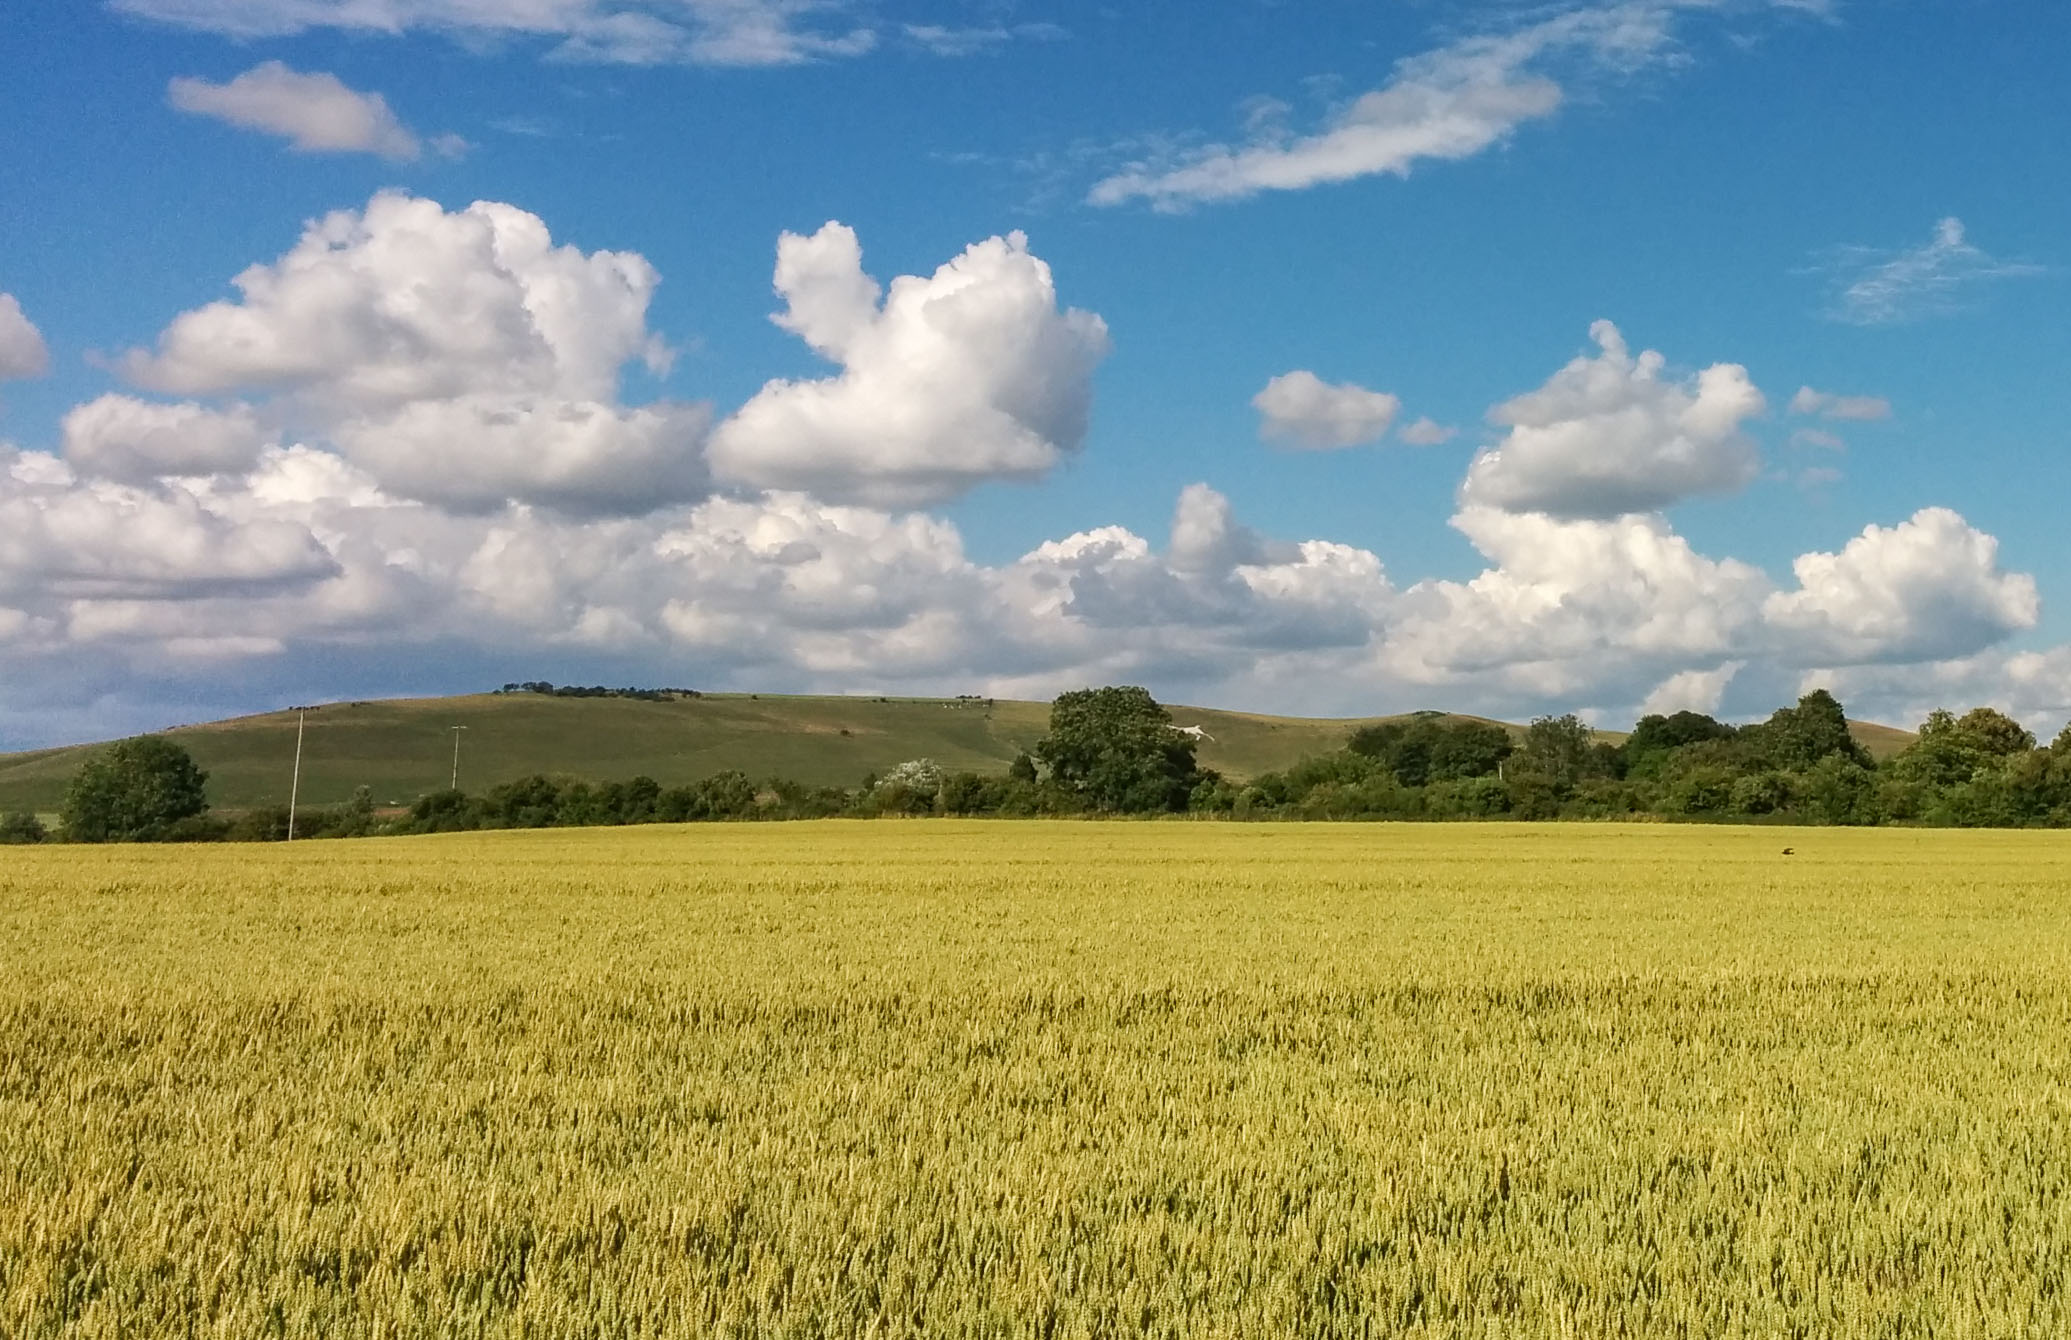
[0,812,47,844]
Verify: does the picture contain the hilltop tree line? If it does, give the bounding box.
[12,685,2071,843]
[494,682,702,702]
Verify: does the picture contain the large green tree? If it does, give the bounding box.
[60,736,211,842]
[1347,717,1513,786]
[1035,686,1202,813]
[1515,714,1599,788]
[1894,706,2036,789]
[1748,689,1871,771]
[1621,710,1738,778]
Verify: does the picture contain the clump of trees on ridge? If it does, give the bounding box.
[10,685,2071,844]
[495,681,701,702]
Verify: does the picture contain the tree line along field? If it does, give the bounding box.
[0,692,1497,813]
[3,822,2067,1336]
[0,687,1916,826]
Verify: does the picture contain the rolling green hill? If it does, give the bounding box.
[1843,719,1917,762]
[0,692,1916,814]
[0,694,1420,812]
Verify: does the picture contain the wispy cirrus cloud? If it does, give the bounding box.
[1815,217,2045,325]
[1398,417,1458,447]
[1088,1,1818,211]
[1789,386,1889,421]
[903,22,1066,57]
[114,0,876,68]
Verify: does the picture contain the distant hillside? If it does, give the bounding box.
[0,693,1916,813]
[1844,719,1916,762]
[0,694,1425,811]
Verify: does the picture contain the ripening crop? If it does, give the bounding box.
[3,821,2069,1337]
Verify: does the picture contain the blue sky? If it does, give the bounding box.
[0,0,2066,747]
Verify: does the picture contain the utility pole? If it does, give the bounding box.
[450,724,468,791]
[287,710,306,842]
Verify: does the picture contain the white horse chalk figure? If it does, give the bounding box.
[1175,725,1215,742]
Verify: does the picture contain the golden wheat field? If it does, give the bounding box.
[3,821,2070,1338]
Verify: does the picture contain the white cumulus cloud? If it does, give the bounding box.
[994,484,1394,688]
[62,395,271,482]
[0,294,49,380]
[1639,662,1743,717]
[5,198,2063,747]
[1763,507,2039,664]
[1253,371,1401,449]
[331,395,711,516]
[168,62,454,160]
[114,192,704,515]
[121,192,666,411]
[708,222,1110,506]
[1459,320,1764,519]
[654,493,983,675]
[1806,649,2071,740]
[0,434,2055,745]
[0,448,336,602]
[1383,505,1771,704]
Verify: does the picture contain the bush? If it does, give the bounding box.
[990,778,1057,817]
[1564,779,1646,819]
[660,770,760,821]
[1664,766,1736,816]
[1729,772,1792,817]
[1294,782,1352,820]
[873,759,945,816]
[403,789,481,833]
[481,775,563,828]
[765,777,850,820]
[1797,756,1878,826]
[1425,777,1510,818]
[1503,773,1563,821]
[0,812,47,844]
[227,806,292,842]
[157,814,232,843]
[1187,777,1239,814]
[702,770,760,819]
[937,772,989,816]
[1347,718,1512,786]
[330,787,380,838]
[596,777,661,825]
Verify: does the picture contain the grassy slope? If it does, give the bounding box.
[1846,718,1917,761]
[0,692,1916,812]
[0,694,1414,811]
